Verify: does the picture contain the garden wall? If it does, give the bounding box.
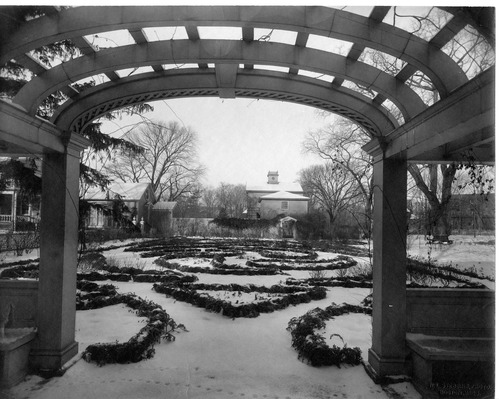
[406,288,494,338]
[0,280,38,328]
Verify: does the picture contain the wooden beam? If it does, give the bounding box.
[242,27,254,42]
[71,36,98,55]
[0,100,65,154]
[185,25,200,41]
[215,63,238,98]
[14,53,48,75]
[363,69,495,163]
[129,28,148,45]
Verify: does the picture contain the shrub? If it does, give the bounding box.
[309,269,328,279]
[153,282,327,319]
[287,304,367,367]
[209,216,282,230]
[78,282,186,366]
[295,212,329,240]
[105,255,147,271]
[78,252,107,271]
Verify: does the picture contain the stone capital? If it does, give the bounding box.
[362,136,387,161]
[62,132,91,156]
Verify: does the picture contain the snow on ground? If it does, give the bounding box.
[406,234,495,279]
[75,304,148,353]
[4,280,419,399]
[196,290,283,305]
[315,251,347,261]
[2,234,494,399]
[323,313,372,361]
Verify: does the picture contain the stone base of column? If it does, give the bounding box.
[367,348,408,382]
[29,341,78,374]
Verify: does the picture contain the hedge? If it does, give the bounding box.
[77,281,186,365]
[287,303,371,367]
[153,282,327,319]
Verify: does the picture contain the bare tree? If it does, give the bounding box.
[299,163,363,238]
[303,118,373,238]
[408,164,457,240]
[357,8,494,241]
[105,120,205,201]
[202,186,218,218]
[214,183,247,218]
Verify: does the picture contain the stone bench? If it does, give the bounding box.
[0,328,37,388]
[0,280,38,387]
[406,333,494,399]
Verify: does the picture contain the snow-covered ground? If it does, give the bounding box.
[3,280,418,399]
[1,234,495,399]
[406,234,495,279]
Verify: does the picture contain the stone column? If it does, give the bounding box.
[367,155,408,377]
[30,134,88,372]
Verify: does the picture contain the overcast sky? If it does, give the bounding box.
[101,98,332,188]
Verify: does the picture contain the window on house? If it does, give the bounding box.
[281,201,289,210]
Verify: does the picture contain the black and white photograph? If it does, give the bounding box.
[0,3,495,398]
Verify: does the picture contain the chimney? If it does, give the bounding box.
[267,171,279,184]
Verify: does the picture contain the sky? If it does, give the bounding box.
[101,98,333,188]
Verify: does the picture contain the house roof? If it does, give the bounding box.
[259,191,309,201]
[152,201,177,211]
[84,182,152,201]
[246,182,304,193]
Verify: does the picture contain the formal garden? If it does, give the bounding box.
[1,233,493,393]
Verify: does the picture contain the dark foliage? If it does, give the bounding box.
[295,211,329,240]
[287,303,369,367]
[81,122,144,155]
[77,282,186,366]
[153,282,327,319]
[0,159,41,199]
[209,215,283,230]
[0,263,39,278]
[155,258,280,276]
[407,256,489,287]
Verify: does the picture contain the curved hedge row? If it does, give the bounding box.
[77,281,186,366]
[258,250,318,260]
[287,303,371,367]
[286,277,373,289]
[153,282,327,319]
[245,260,357,272]
[246,254,356,265]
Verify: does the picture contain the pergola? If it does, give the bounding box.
[0,5,494,380]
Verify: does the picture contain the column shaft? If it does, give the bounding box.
[30,151,80,371]
[368,156,408,376]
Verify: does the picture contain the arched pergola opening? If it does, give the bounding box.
[0,5,494,387]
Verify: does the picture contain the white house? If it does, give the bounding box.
[246,171,309,219]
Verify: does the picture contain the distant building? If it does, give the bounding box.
[83,182,155,230]
[151,201,177,236]
[0,183,40,232]
[246,171,309,219]
[449,193,495,232]
[0,158,41,232]
[409,193,495,234]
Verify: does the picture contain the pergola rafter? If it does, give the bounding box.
[14,40,426,124]
[50,69,398,136]
[2,6,467,100]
